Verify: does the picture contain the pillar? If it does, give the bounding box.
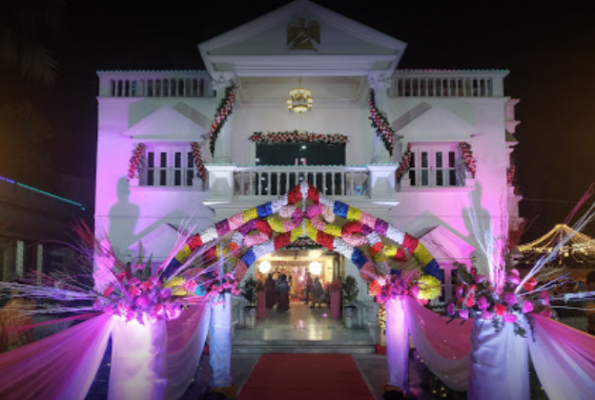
[385,296,409,393]
[209,293,235,397]
[211,74,237,164]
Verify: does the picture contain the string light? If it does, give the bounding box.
[0,174,85,211]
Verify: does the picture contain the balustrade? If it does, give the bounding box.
[392,70,507,97]
[233,166,369,197]
[97,71,214,98]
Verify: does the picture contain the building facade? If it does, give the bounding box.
[95,0,520,308]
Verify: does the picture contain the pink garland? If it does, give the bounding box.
[190,142,205,180]
[460,142,477,177]
[127,143,145,180]
[368,90,395,156]
[209,85,237,156]
[249,131,348,144]
[396,143,413,182]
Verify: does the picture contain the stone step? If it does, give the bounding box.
[232,344,376,354]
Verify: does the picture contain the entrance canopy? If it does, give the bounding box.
[162,182,442,282]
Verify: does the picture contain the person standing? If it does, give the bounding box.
[276,274,290,312]
[311,277,325,309]
[264,273,277,309]
[304,272,313,305]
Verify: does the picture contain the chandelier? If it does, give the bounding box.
[287,77,313,113]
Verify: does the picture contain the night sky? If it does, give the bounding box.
[6,0,595,241]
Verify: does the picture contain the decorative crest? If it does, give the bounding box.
[287,18,320,51]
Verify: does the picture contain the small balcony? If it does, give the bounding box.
[205,164,399,206]
[97,70,215,98]
[234,165,369,197]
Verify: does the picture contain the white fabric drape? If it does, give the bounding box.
[209,293,233,388]
[108,318,168,400]
[467,316,529,400]
[528,315,595,400]
[405,297,470,391]
[385,297,409,390]
[166,301,211,400]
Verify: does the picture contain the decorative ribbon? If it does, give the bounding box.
[209,84,237,156]
[396,143,413,182]
[127,143,145,180]
[460,142,476,178]
[249,131,348,144]
[368,90,395,156]
[190,142,205,180]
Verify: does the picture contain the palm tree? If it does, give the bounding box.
[0,0,64,85]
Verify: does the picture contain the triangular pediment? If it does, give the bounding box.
[199,0,406,77]
[419,225,475,263]
[394,106,477,142]
[123,105,208,141]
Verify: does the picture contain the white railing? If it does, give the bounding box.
[392,70,508,98]
[234,166,369,197]
[97,70,215,98]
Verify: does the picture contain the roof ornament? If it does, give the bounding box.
[287,18,320,51]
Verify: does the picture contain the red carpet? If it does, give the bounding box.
[237,354,375,400]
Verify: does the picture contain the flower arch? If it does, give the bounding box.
[161,182,443,284]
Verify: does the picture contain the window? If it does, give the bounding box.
[255,142,346,166]
[408,143,465,187]
[140,144,196,187]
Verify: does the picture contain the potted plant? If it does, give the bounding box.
[241,275,258,329]
[342,275,359,329]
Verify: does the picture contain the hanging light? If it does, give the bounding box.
[287,77,313,113]
[309,261,322,275]
[259,261,271,274]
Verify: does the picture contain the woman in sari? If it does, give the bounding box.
[264,273,277,308]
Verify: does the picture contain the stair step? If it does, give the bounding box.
[232,344,375,354]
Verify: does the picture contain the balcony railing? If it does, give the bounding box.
[97,70,215,98]
[233,166,369,197]
[392,70,507,98]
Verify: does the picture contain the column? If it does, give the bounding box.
[368,73,393,163]
[209,293,235,397]
[385,296,409,393]
[211,74,236,164]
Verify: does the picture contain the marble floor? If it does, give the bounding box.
[233,302,373,344]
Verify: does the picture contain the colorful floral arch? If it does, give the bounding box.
[161,182,443,283]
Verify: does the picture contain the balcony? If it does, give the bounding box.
[205,164,399,206]
[97,70,215,98]
[234,166,369,197]
[391,70,508,98]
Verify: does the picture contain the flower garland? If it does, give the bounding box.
[209,84,237,156]
[370,273,442,305]
[127,143,146,180]
[396,143,413,182]
[190,142,205,180]
[368,90,395,156]
[446,264,551,336]
[460,142,477,178]
[249,131,349,144]
[161,182,444,286]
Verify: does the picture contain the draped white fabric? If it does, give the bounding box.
[166,301,211,400]
[528,315,595,400]
[108,318,168,400]
[467,316,529,400]
[0,313,113,400]
[405,297,471,391]
[209,293,233,388]
[385,297,410,390]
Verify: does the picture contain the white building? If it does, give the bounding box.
[95,0,521,308]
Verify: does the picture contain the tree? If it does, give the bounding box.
[0,0,64,85]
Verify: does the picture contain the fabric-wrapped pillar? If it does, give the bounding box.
[108,318,168,400]
[209,293,233,390]
[385,296,409,392]
[467,315,529,400]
